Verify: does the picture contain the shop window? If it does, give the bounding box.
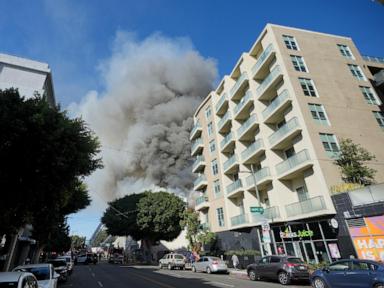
[307,222,322,240]
[320,220,338,239]
[314,241,331,263]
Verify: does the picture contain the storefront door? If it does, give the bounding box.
[303,241,317,264]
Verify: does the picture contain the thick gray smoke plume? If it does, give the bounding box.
[70,32,217,200]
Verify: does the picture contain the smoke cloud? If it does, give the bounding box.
[70,32,217,201]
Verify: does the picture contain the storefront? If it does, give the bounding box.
[256,218,341,264]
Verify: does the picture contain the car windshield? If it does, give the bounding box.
[0,282,18,287]
[174,255,184,260]
[15,267,50,280]
[49,261,66,267]
[287,258,304,264]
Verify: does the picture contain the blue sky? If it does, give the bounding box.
[1,0,383,238]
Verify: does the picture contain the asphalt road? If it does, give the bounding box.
[62,263,311,288]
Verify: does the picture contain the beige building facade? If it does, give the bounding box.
[191,24,384,262]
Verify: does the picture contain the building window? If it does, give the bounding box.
[207,122,213,136]
[337,44,354,59]
[290,55,307,72]
[360,86,380,105]
[296,186,309,202]
[373,111,384,129]
[216,207,225,227]
[299,78,317,97]
[308,104,329,125]
[348,64,366,81]
[211,159,219,175]
[213,180,221,197]
[205,106,212,119]
[209,140,216,153]
[283,35,298,50]
[320,133,340,158]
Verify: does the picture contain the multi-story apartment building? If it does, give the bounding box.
[0,53,55,106]
[191,24,384,264]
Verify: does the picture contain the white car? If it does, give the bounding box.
[13,264,59,288]
[159,253,186,270]
[57,256,73,274]
[0,271,39,288]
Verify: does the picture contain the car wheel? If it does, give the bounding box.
[374,284,384,288]
[168,263,173,270]
[313,277,327,288]
[192,266,197,273]
[248,269,258,281]
[278,271,291,285]
[206,267,212,274]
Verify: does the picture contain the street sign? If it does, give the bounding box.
[250,206,264,214]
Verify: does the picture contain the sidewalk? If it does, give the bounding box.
[228,268,248,280]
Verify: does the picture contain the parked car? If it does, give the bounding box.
[192,256,228,274]
[12,264,59,288]
[159,253,186,270]
[0,272,39,288]
[57,256,74,274]
[311,259,384,288]
[247,255,309,285]
[47,259,68,282]
[76,253,94,265]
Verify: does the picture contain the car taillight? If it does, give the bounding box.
[286,263,296,268]
[212,261,219,265]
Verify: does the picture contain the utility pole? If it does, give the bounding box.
[250,165,261,207]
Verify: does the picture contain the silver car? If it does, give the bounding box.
[192,256,228,274]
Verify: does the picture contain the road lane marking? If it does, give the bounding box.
[91,272,95,277]
[128,271,175,288]
[97,281,103,287]
[209,282,234,288]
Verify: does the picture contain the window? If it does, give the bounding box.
[211,159,219,175]
[213,180,221,197]
[337,44,354,59]
[299,78,317,97]
[320,133,340,158]
[290,55,307,72]
[270,256,281,263]
[296,186,309,202]
[216,208,225,227]
[207,122,213,136]
[308,104,329,125]
[209,140,216,153]
[205,107,212,119]
[329,260,351,271]
[283,35,298,50]
[360,86,380,105]
[373,111,384,129]
[348,64,366,81]
[259,257,270,264]
[284,147,295,159]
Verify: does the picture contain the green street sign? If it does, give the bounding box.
[250,206,264,214]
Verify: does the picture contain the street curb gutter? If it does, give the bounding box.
[229,270,248,280]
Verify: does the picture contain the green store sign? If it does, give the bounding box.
[280,228,314,238]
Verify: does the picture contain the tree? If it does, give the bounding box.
[334,138,376,185]
[71,235,86,250]
[91,229,108,247]
[44,219,71,253]
[0,89,102,245]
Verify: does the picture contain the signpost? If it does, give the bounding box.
[250,206,264,214]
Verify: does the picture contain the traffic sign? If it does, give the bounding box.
[250,206,264,214]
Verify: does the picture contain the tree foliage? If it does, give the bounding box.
[44,219,71,253]
[334,138,376,185]
[91,229,108,247]
[71,235,86,250]
[0,89,101,243]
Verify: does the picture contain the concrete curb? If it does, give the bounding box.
[228,270,249,280]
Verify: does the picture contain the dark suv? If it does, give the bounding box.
[247,255,309,285]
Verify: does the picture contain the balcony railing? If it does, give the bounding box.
[256,65,281,98]
[201,222,210,230]
[192,155,205,172]
[223,154,238,172]
[263,206,280,220]
[220,132,234,149]
[193,175,207,188]
[226,179,242,195]
[245,167,271,187]
[217,111,231,130]
[230,72,248,98]
[241,139,264,162]
[268,117,300,146]
[190,122,202,139]
[237,114,258,137]
[233,90,253,116]
[276,149,311,176]
[362,55,384,64]
[251,43,274,76]
[215,93,228,114]
[262,89,290,120]
[285,196,326,217]
[196,195,208,206]
[231,214,249,226]
[191,138,203,154]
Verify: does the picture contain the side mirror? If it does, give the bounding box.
[53,272,60,279]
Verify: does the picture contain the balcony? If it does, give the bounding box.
[263,206,280,220]
[201,222,210,230]
[220,132,235,153]
[285,196,326,218]
[241,139,265,164]
[195,195,209,211]
[223,154,239,174]
[262,90,291,124]
[252,44,275,80]
[245,167,272,190]
[237,114,258,141]
[226,179,243,198]
[192,155,205,173]
[256,65,283,101]
[217,111,232,133]
[362,55,384,64]
[231,213,249,227]
[268,117,301,150]
[191,138,204,156]
[233,90,254,120]
[275,149,313,180]
[193,175,208,191]
[230,72,249,101]
[215,93,229,116]
[190,122,202,140]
